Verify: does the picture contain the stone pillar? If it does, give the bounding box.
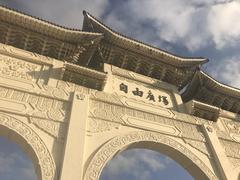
[60,92,89,180]
[202,124,235,180]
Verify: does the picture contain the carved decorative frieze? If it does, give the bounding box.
[0,43,53,65]
[90,91,123,105]
[35,80,91,101]
[184,139,211,157]
[0,113,55,180]
[219,139,240,159]
[56,80,90,97]
[0,54,39,80]
[29,117,66,139]
[0,86,69,122]
[89,99,205,141]
[87,118,120,133]
[219,138,240,169]
[0,53,51,87]
[228,157,240,168]
[84,131,217,180]
[216,118,240,143]
[90,91,206,124]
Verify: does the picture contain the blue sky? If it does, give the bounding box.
[0,0,240,179]
[100,149,193,180]
[0,137,36,180]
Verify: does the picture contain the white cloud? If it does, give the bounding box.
[103,0,240,52]
[0,151,36,180]
[3,0,240,52]
[210,56,240,88]
[208,1,240,49]
[2,0,109,28]
[0,152,14,174]
[101,149,173,180]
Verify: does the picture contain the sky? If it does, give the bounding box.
[0,137,36,180]
[0,0,240,179]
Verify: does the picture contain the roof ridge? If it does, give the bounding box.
[199,70,240,93]
[83,11,209,62]
[0,5,82,31]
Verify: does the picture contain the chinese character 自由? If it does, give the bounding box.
[119,83,128,93]
[132,88,143,97]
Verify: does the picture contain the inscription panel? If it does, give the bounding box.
[112,76,175,109]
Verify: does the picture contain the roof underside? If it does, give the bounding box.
[182,71,240,114]
[82,11,208,66]
[82,11,209,89]
[0,6,103,65]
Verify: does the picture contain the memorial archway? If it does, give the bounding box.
[84,131,217,180]
[0,113,56,180]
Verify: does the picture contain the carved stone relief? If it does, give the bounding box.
[0,43,53,65]
[219,139,240,159]
[89,99,205,141]
[220,118,240,143]
[90,91,205,125]
[0,53,51,88]
[184,139,211,157]
[88,97,212,163]
[87,118,120,133]
[56,80,90,97]
[0,54,39,80]
[84,131,217,180]
[0,86,70,122]
[0,113,56,180]
[29,117,66,139]
[219,138,240,168]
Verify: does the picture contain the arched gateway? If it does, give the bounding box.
[0,113,55,180]
[84,131,217,180]
[0,5,240,180]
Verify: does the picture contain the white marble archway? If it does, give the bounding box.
[84,131,217,180]
[0,113,56,180]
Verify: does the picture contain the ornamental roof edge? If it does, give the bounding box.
[182,70,240,103]
[199,71,240,96]
[0,5,103,43]
[82,11,209,65]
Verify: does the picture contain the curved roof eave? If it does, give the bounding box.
[199,71,240,97]
[183,70,240,101]
[83,11,209,67]
[0,6,103,43]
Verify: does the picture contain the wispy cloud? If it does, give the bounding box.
[0,150,36,180]
[1,1,239,180]
[208,1,240,49]
[1,0,109,28]
[101,149,173,180]
[103,0,240,52]
[210,56,240,88]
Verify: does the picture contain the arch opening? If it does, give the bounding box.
[84,131,217,180]
[100,148,194,180]
[0,137,37,180]
[0,114,55,180]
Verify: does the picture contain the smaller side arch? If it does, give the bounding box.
[84,131,217,180]
[0,113,56,180]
